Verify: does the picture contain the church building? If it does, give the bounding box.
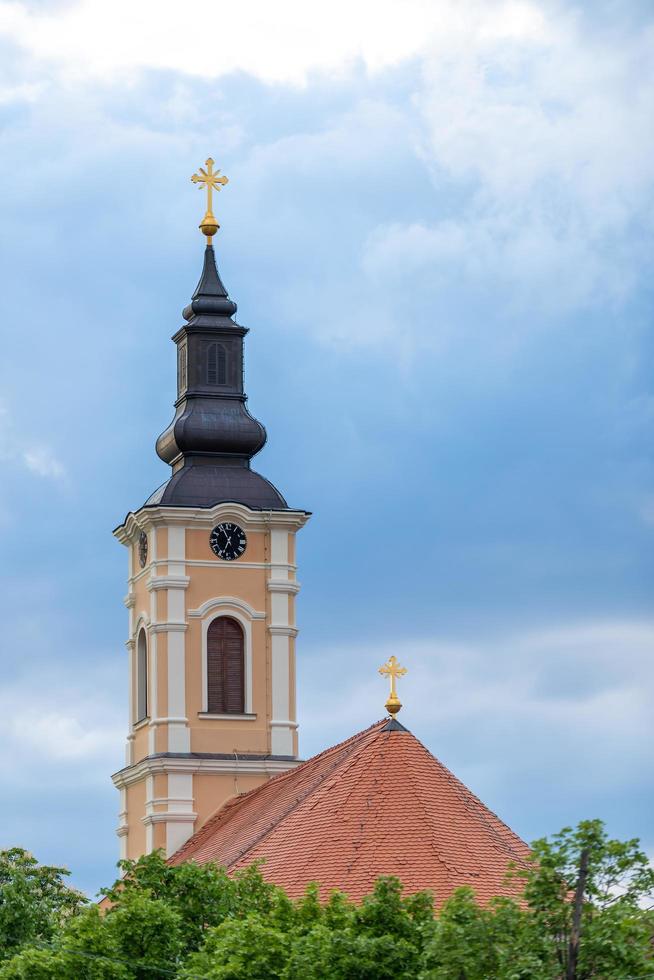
[111,160,529,903]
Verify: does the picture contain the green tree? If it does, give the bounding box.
[419,889,556,980]
[0,848,85,962]
[101,852,281,958]
[1,821,652,979]
[283,877,435,980]
[182,916,290,979]
[517,819,654,979]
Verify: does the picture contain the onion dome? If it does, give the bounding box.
[147,239,287,508]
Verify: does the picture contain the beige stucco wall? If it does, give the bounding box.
[113,503,308,862]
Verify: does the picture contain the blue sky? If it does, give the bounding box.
[0,0,652,896]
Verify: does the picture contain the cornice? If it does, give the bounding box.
[142,812,198,826]
[112,753,300,788]
[267,579,301,595]
[149,622,188,633]
[147,575,191,592]
[115,503,310,542]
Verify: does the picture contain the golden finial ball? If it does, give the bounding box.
[199,215,219,238]
[385,694,402,717]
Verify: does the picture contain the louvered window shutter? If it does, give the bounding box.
[207,343,227,386]
[207,617,244,714]
[207,343,217,384]
[217,344,227,385]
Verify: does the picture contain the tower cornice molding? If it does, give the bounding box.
[112,753,300,789]
[267,579,301,595]
[268,625,299,637]
[172,322,248,342]
[115,503,310,543]
[147,575,191,592]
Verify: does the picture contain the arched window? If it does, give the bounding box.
[207,617,244,714]
[207,343,227,386]
[136,628,148,722]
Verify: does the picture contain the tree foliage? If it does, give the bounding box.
[0,821,652,979]
[0,848,86,962]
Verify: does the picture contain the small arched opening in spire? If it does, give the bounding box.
[207,616,244,714]
[207,342,227,386]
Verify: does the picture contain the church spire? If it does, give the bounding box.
[146,160,287,510]
[183,244,237,320]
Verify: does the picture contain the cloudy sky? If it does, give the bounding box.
[0,0,652,895]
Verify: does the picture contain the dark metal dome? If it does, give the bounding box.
[146,245,288,510]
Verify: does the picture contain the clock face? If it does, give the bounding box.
[138,531,148,569]
[210,522,247,562]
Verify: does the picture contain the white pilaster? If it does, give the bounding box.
[116,787,128,860]
[167,526,186,576]
[165,772,196,856]
[268,528,297,756]
[167,628,190,752]
[147,529,191,756]
[144,774,154,853]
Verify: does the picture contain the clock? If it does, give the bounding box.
[210,522,247,562]
[138,531,148,569]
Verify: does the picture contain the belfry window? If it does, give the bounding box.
[207,617,244,714]
[136,628,148,722]
[207,343,227,386]
[177,342,187,396]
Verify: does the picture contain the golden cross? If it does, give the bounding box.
[191,158,229,243]
[378,655,408,718]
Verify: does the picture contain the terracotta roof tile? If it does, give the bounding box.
[170,720,530,905]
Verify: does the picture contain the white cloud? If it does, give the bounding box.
[0,80,44,105]
[6,709,117,762]
[0,0,652,347]
[0,401,67,482]
[299,618,654,799]
[0,0,545,87]
[0,665,124,782]
[401,5,654,314]
[23,448,66,480]
[201,1,653,348]
[361,214,630,316]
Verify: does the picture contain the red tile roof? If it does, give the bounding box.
[170,719,530,905]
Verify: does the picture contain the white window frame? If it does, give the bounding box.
[200,602,255,715]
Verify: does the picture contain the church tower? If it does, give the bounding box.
[112,160,309,860]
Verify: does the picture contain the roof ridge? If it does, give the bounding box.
[170,719,388,864]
